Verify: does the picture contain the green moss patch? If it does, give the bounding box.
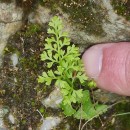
[112,0,130,20]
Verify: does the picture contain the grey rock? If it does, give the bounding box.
[41,88,62,109]
[0,0,23,66]
[93,89,127,103]
[40,116,61,130]
[28,0,130,48]
[0,0,23,127]
[8,113,15,124]
[0,107,8,130]
[10,53,19,67]
[0,0,23,23]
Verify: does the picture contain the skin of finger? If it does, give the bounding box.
[96,43,130,96]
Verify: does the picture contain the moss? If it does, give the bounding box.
[40,0,106,36]
[111,0,130,20]
[24,24,41,37]
[0,23,46,129]
[114,102,130,130]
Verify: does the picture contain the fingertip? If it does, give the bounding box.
[82,43,130,96]
[82,44,113,79]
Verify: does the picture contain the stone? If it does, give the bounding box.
[0,106,8,130]
[10,53,19,67]
[0,1,23,23]
[41,88,62,109]
[40,116,61,130]
[28,0,130,48]
[0,0,23,66]
[8,113,15,124]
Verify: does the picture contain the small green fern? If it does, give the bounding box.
[38,16,108,119]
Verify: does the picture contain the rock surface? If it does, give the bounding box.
[0,107,8,130]
[0,0,23,65]
[41,88,62,109]
[1,0,130,60]
[0,0,130,129]
[28,0,130,49]
[1,0,130,59]
[0,0,23,128]
[40,117,62,130]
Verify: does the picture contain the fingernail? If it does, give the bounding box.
[82,46,103,79]
[82,44,113,79]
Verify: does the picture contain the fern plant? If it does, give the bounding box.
[38,16,107,119]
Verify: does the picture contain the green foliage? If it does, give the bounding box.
[38,16,107,119]
[25,24,41,37]
[88,80,96,88]
[74,90,107,119]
